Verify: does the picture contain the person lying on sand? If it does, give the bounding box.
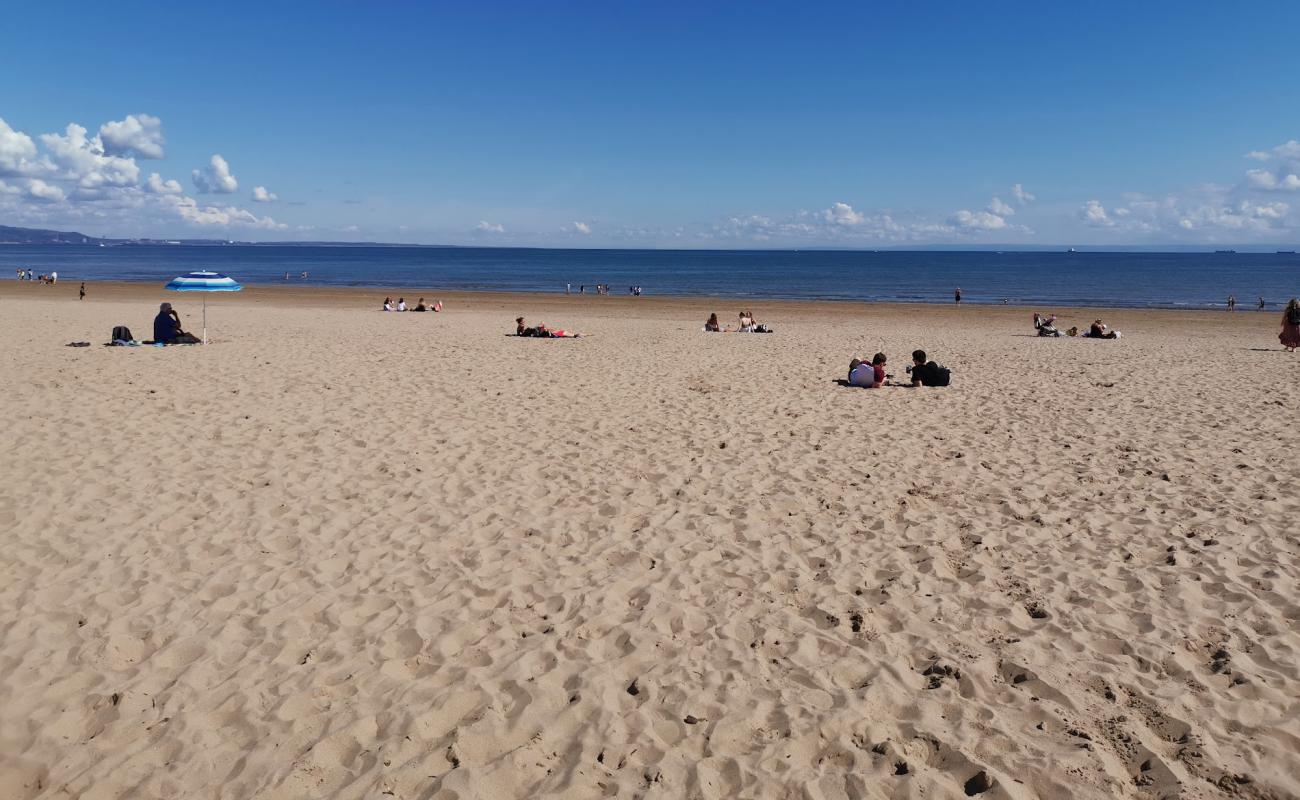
[907,350,951,386]
[515,316,581,338]
[848,353,888,388]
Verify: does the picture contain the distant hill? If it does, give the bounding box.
[0,225,106,244]
[0,224,442,248]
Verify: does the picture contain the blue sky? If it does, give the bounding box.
[2,1,1300,246]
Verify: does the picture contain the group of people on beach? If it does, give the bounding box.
[382,297,442,312]
[704,310,772,333]
[515,317,580,338]
[15,268,56,283]
[1033,313,1121,339]
[847,350,952,388]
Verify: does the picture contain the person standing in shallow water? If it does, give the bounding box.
[1227,294,1236,311]
[955,287,962,304]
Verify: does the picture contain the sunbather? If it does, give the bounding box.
[848,353,888,388]
[515,316,580,338]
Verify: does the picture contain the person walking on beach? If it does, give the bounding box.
[1280,298,1300,352]
[954,287,962,304]
[79,282,85,301]
[1227,294,1236,311]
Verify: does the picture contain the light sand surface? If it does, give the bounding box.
[2,282,1298,800]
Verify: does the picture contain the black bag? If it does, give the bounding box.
[110,325,134,342]
[929,362,952,386]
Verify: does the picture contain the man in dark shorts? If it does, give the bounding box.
[908,350,950,387]
[153,302,199,344]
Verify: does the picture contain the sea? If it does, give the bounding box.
[2,245,1298,309]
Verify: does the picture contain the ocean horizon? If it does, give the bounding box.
[3,244,1297,309]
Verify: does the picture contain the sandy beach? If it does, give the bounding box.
[1,281,1297,800]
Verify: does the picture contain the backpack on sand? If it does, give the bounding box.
[110,325,134,343]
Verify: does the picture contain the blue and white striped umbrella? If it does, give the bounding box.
[165,270,243,292]
[163,270,243,344]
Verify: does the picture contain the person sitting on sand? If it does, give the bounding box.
[1280,298,1300,352]
[413,297,428,312]
[907,350,951,387]
[383,297,395,311]
[1087,319,1120,339]
[1033,313,1062,337]
[704,313,722,332]
[738,310,755,332]
[848,353,888,388]
[396,298,407,312]
[153,302,199,344]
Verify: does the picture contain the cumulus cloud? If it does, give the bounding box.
[1080,200,1114,227]
[950,209,1008,231]
[251,185,277,202]
[1010,183,1035,203]
[26,179,65,202]
[1245,168,1300,192]
[0,114,288,235]
[40,123,139,189]
[568,221,592,234]
[98,114,165,159]
[192,154,238,194]
[988,197,1015,216]
[145,172,183,194]
[1249,140,1300,161]
[476,220,505,233]
[168,195,286,229]
[0,118,49,177]
[820,202,865,226]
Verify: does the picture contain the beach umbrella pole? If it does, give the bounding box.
[203,297,208,345]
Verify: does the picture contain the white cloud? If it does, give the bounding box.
[145,172,183,194]
[1080,200,1114,227]
[192,154,238,194]
[476,220,505,233]
[569,221,592,234]
[988,197,1015,216]
[26,178,65,202]
[1246,168,1300,192]
[98,114,165,159]
[1261,140,1300,161]
[1010,183,1035,203]
[169,195,285,229]
[0,118,49,177]
[1246,150,1271,161]
[251,185,278,202]
[950,209,1008,231]
[820,201,865,226]
[40,123,139,189]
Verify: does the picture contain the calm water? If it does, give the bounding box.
[2,245,1297,308]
